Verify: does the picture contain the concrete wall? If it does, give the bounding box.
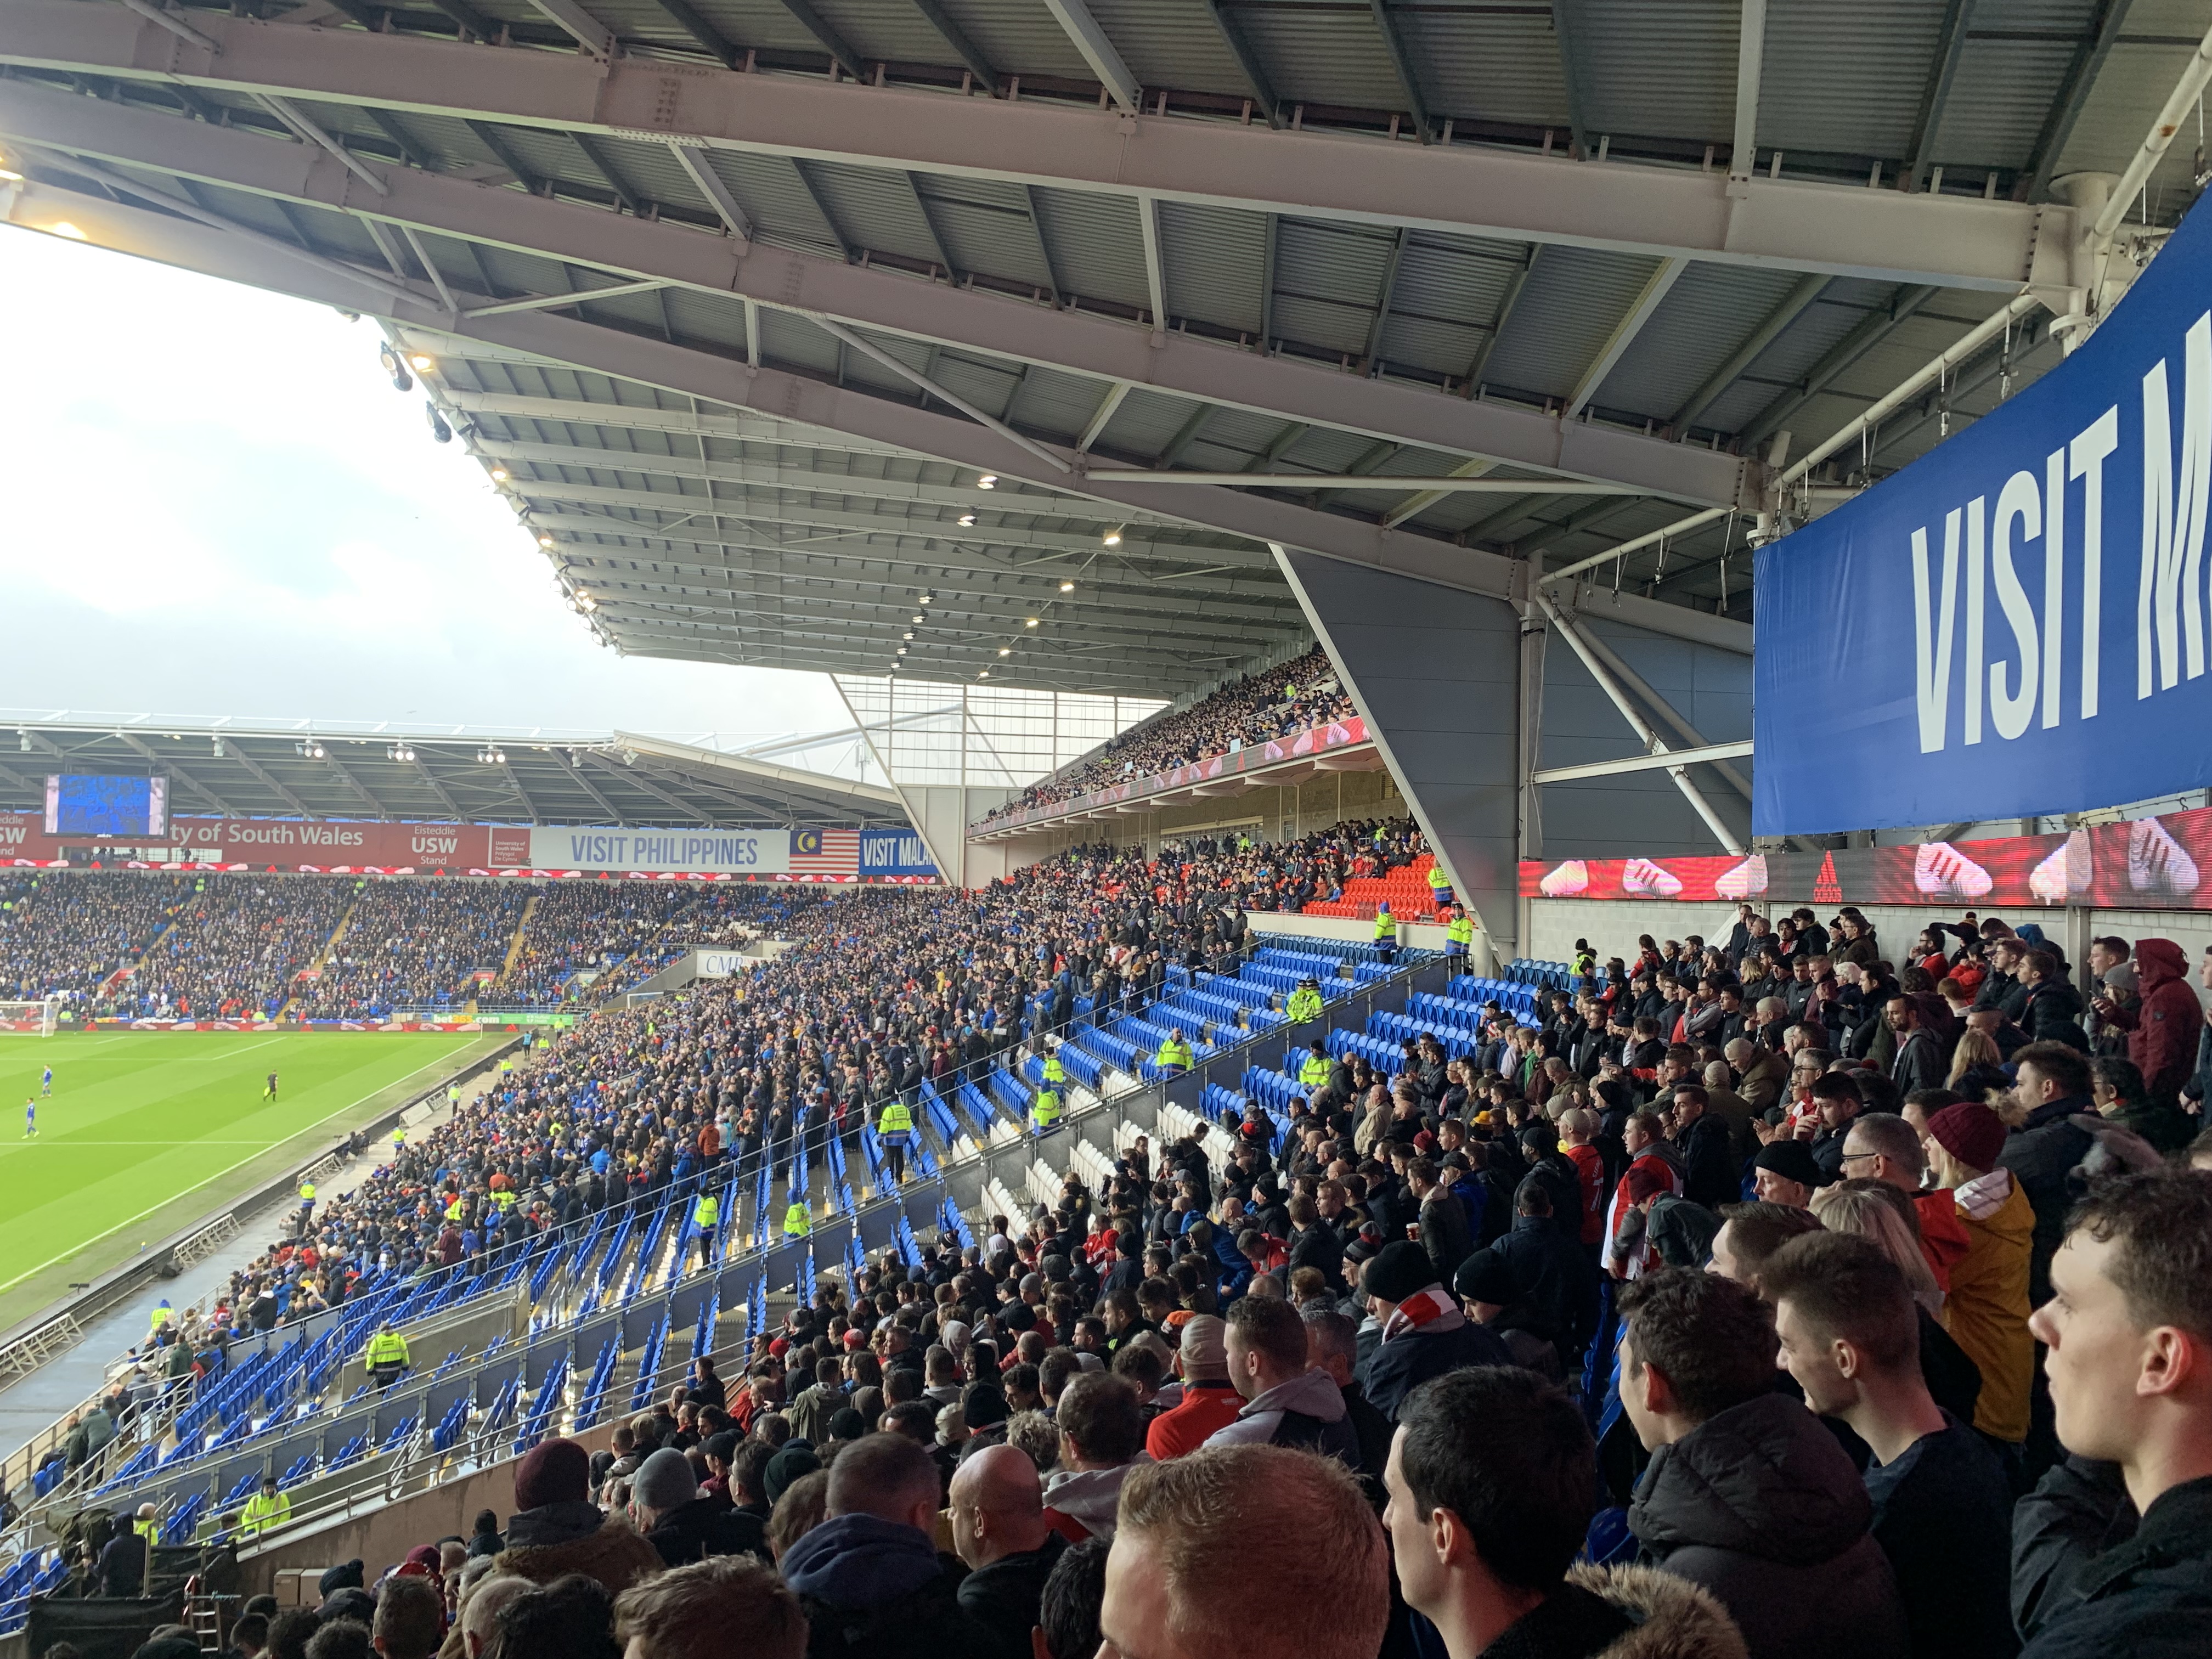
[981,763,1406,865]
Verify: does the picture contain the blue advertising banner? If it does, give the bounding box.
[858,828,939,877]
[1754,199,2212,835]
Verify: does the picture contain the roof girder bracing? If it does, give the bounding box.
[0,76,1742,506]
[0,1,2073,291]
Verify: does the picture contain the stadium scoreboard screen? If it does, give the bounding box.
[44,774,168,838]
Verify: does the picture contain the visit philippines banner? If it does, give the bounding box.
[1754,195,2212,836]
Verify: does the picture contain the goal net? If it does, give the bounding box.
[0,997,62,1036]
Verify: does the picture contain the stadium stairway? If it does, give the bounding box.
[0,939,1460,1616]
[281,894,363,1022]
[493,895,541,994]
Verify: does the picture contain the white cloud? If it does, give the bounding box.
[0,229,849,742]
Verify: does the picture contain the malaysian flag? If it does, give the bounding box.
[787,828,860,882]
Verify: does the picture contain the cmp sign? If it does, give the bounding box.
[1754,196,2212,836]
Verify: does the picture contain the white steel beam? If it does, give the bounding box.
[1039,0,1142,113]
[0,80,1742,504]
[1076,381,1131,452]
[1727,0,1766,194]
[1137,193,1167,337]
[667,142,753,244]
[1532,739,1752,785]
[524,0,616,58]
[1563,257,1686,419]
[0,1,2074,293]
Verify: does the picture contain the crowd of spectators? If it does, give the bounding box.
[292,881,529,1020]
[0,872,191,1009]
[44,872,2212,1659]
[981,647,1356,822]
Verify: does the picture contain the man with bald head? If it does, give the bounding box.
[950,1443,1068,1659]
[780,1432,995,1659]
[458,1575,533,1659]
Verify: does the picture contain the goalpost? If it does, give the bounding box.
[0,996,62,1036]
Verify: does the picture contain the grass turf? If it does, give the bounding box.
[0,1031,494,1331]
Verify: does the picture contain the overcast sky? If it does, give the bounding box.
[0,228,850,748]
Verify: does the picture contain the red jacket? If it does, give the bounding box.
[1563,1143,1609,1245]
[2106,939,2202,1104]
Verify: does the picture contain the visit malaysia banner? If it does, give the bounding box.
[1754,196,2212,836]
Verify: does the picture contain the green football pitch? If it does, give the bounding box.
[0,1031,495,1328]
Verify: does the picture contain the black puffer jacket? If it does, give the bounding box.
[1629,1393,1908,1659]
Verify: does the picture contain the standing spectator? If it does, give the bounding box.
[1409,1158,1475,1287]
[781,1434,992,1659]
[2092,940,2202,1109]
[1097,1446,1389,1659]
[1204,1296,1357,1464]
[373,1577,447,1659]
[1921,1102,2033,1458]
[495,1438,662,1596]
[949,1444,1067,1659]
[1384,1367,1746,1659]
[2013,1170,2212,1658]
[612,1555,808,1659]
[1142,1317,1242,1459]
[1040,1375,1151,1543]
[1996,1043,2099,1306]
[1764,1233,2018,1659]
[1616,1268,1908,1659]
[1356,1242,1512,1423]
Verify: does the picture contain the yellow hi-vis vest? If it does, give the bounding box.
[392,1128,406,1147]
[445,1196,466,1222]
[1300,1054,1331,1088]
[365,1330,410,1369]
[1287,986,1323,1022]
[1155,1039,1192,1070]
[1031,1088,1062,1129]
[492,1189,517,1212]
[1042,1055,1066,1085]
[878,1102,913,1136]
[149,1306,171,1335]
[297,1182,315,1203]
[1427,866,1451,890]
[693,1193,719,1229]
[783,1201,812,1238]
[1374,913,1397,941]
[239,1489,290,1537]
[1448,916,1475,947]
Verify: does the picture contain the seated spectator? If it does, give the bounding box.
[495,1438,662,1595]
[1098,1446,1388,1659]
[1385,1366,1746,1659]
[1765,1232,2017,1659]
[781,1433,992,1659]
[1617,1268,1909,1659]
[949,1444,1068,1659]
[1041,1375,1151,1542]
[2012,1169,2212,1658]
[611,1555,809,1659]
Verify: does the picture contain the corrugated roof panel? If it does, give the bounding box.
[1088,0,1252,97]
[1595,264,1801,422]
[687,0,843,60]
[1159,201,1267,335]
[1100,387,1207,458]
[1017,365,1127,441]
[1379,239,1519,381]
[1696,286,1878,435]
[803,0,952,64]
[2053,38,2212,202]
[1760,0,1945,160]
[752,304,841,375]
[1934,37,2078,172]
[1029,187,1152,314]
[1397,10,1573,129]
[1481,247,1667,402]
[929,0,1097,80]
[802,159,946,266]
[1273,218,1395,359]
[675,149,840,254]
[917,176,1057,290]
[1572,0,1739,144]
[1231,5,1415,112]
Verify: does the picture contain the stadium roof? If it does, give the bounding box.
[1,714,907,826]
[0,0,2199,697]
